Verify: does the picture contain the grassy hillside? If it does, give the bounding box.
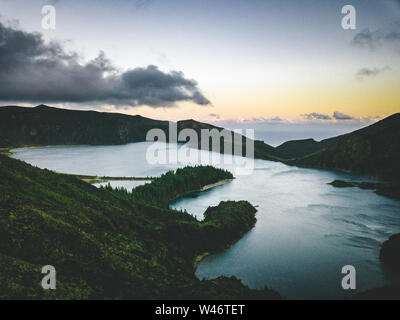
[0,155,279,299]
[0,104,169,146]
[177,119,283,160]
[289,114,400,180]
[2,104,398,180]
[276,137,338,159]
[0,105,283,161]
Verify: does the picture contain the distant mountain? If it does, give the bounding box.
[1,105,399,180]
[288,114,400,180]
[177,119,281,160]
[0,104,169,146]
[276,137,339,159]
[0,105,283,161]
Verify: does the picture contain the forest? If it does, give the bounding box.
[0,154,279,299]
[103,165,233,207]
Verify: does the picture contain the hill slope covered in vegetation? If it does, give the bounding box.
[0,155,279,299]
[0,105,284,161]
[1,105,399,179]
[287,113,400,180]
[276,137,338,159]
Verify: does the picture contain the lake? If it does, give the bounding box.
[12,143,400,299]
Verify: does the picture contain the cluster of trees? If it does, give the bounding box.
[103,165,233,207]
[201,201,257,246]
[161,201,258,255]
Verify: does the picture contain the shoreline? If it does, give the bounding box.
[193,252,210,269]
[173,179,233,205]
[8,147,238,273]
[191,201,257,271]
[328,179,400,201]
[0,148,12,156]
[68,174,154,184]
[200,179,232,192]
[7,146,232,188]
[9,144,90,154]
[171,178,234,270]
[6,148,153,185]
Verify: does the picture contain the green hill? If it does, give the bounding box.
[276,137,338,159]
[288,114,400,180]
[0,154,279,299]
[1,105,399,179]
[0,104,169,146]
[177,119,282,160]
[0,105,283,161]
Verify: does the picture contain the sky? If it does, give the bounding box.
[0,0,399,144]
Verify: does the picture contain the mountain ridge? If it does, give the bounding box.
[288,113,400,180]
[1,105,399,180]
[0,104,284,161]
[276,137,339,159]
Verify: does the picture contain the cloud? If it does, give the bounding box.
[333,111,354,120]
[302,112,358,121]
[356,66,390,80]
[269,116,286,122]
[302,113,332,120]
[352,29,376,49]
[239,116,289,124]
[208,113,221,119]
[135,0,153,9]
[0,21,210,108]
[352,22,400,50]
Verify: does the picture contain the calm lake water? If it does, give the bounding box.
[12,143,400,299]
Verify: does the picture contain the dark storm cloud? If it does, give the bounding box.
[302,113,332,120]
[356,66,390,80]
[352,22,400,50]
[333,111,354,120]
[0,21,210,108]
